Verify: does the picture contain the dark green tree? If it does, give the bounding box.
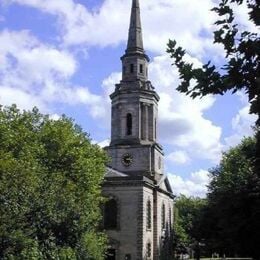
[167,0,260,175]
[0,105,107,259]
[201,137,260,258]
[173,205,189,257]
[173,195,207,257]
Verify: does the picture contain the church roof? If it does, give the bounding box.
[157,175,173,194]
[105,167,128,178]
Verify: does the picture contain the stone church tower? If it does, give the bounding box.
[103,0,175,259]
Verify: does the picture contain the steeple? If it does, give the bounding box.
[121,0,149,82]
[107,0,163,178]
[126,0,144,55]
[102,1,174,258]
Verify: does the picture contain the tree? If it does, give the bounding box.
[173,195,207,257]
[200,137,260,258]
[173,138,260,259]
[0,105,107,259]
[167,0,260,175]
[173,204,189,257]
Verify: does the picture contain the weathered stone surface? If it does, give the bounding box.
[102,0,174,259]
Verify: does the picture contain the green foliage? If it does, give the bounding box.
[167,0,260,177]
[0,105,108,259]
[200,137,260,258]
[173,195,206,254]
[173,207,188,255]
[173,139,260,259]
[167,0,259,118]
[78,232,107,260]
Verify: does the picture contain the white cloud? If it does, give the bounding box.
[149,54,223,163]
[0,85,47,111]
[99,53,223,163]
[91,139,110,148]
[99,72,121,126]
[225,105,256,148]
[0,30,76,86]
[49,113,61,121]
[98,139,110,148]
[1,0,256,170]
[5,0,129,47]
[0,30,105,118]
[166,151,190,165]
[168,169,210,198]
[232,106,255,135]
[224,91,256,147]
[3,0,219,59]
[8,0,253,62]
[100,54,223,163]
[102,72,121,100]
[232,1,258,33]
[62,86,106,118]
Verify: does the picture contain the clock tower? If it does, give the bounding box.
[106,0,164,180]
[103,1,174,259]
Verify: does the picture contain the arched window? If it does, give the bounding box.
[154,119,157,139]
[130,64,134,73]
[146,242,151,259]
[161,203,166,230]
[104,198,118,229]
[140,64,143,74]
[169,207,172,228]
[158,157,161,170]
[126,113,132,135]
[146,200,152,230]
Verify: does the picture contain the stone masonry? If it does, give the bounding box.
[102,1,175,259]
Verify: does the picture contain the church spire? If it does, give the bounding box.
[126,0,144,55]
[121,0,149,82]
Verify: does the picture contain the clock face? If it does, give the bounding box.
[121,153,133,167]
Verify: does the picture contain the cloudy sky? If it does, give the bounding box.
[0,0,256,197]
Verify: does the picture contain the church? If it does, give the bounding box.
[102,0,175,259]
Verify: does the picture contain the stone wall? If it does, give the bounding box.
[106,145,151,174]
[110,90,159,145]
[103,184,144,260]
[103,182,174,260]
[154,191,174,260]
[142,186,154,259]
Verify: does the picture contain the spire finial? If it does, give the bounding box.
[126,0,144,54]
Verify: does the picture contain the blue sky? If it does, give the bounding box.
[0,0,256,197]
